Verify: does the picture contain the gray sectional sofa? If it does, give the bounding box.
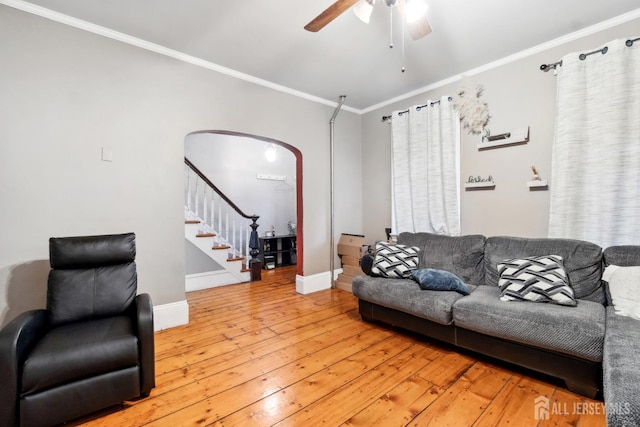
[352,232,640,426]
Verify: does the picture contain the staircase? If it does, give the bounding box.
[184,157,261,291]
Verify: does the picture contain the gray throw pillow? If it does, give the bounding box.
[411,268,471,295]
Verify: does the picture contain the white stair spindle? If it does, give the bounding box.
[239,220,243,259]
[210,197,216,232]
[218,202,222,245]
[186,171,192,214]
[224,210,229,249]
[245,221,250,259]
[202,187,207,230]
[232,219,237,257]
[239,220,244,259]
[194,178,199,220]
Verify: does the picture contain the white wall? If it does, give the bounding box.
[361,17,640,243]
[0,6,362,327]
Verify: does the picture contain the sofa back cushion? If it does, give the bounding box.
[603,246,640,267]
[398,232,486,286]
[484,236,604,303]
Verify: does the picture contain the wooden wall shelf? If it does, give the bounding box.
[478,127,530,150]
[527,180,549,190]
[465,182,496,190]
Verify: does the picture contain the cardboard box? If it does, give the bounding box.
[335,278,352,293]
[337,234,365,259]
[335,273,355,293]
[340,255,360,267]
[343,264,365,277]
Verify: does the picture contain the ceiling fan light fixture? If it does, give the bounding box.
[353,0,375,24]
[405,0,428,23]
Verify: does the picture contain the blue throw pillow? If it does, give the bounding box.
[411,268,471,295]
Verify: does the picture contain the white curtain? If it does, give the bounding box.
[391,96,460,235]
[549,38,640,247]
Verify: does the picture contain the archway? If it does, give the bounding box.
[185,130,304,276]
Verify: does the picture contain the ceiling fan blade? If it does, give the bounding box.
[304,0,360,32]
[408,14,432,40]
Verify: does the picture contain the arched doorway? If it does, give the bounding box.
[185,130,304,276]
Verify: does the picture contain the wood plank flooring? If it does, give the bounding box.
[71,266,606,426]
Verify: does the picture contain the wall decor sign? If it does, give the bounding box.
[465,175,496,190]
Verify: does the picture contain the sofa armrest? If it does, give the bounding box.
[135,293,155,396]
[0,309,48,426]
[604,307,640,425]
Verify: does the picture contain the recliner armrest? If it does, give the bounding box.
[135,294,155,396]
[0,309,48,427]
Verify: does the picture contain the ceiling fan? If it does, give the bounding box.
[304,0,432,41]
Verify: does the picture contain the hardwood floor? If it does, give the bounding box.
[72,266,606,426]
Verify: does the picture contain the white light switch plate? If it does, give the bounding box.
[101,147,113,162]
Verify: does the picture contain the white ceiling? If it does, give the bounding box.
[11,0,640,111]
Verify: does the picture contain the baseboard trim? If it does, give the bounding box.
[153,299,189,331]
[296,269,341,294]
[185,270,245,292]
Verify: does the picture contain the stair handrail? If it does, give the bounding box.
[184,156,262,281]
[185,157,258,221]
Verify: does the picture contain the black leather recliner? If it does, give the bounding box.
[0,233,155,427]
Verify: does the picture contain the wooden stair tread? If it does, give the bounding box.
[227,257,245,262]
[185,220,201,224]
[196,233,216,237]
[212,245,231,250]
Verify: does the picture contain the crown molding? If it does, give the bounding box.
[3,1,640,116]
[360,7,640,114]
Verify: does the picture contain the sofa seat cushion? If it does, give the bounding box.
[21,316,139,395]
[353,275,476,325]
[603,306,640,426]
[452,286,604,362]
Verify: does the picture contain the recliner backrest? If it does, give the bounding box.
[47,233,137,326]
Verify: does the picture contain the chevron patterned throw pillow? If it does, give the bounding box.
[497,255,577,306]
[371,242,420,279]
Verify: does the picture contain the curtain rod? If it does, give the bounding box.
[540,37,640,72]
[381,97,453,123]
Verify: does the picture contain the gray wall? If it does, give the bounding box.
[0,6,362,327]
[361,17,640,243]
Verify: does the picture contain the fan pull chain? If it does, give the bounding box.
[389,7,394,48]
[401,5,406,73]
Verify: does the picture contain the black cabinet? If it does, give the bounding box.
[259,235,297,269]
